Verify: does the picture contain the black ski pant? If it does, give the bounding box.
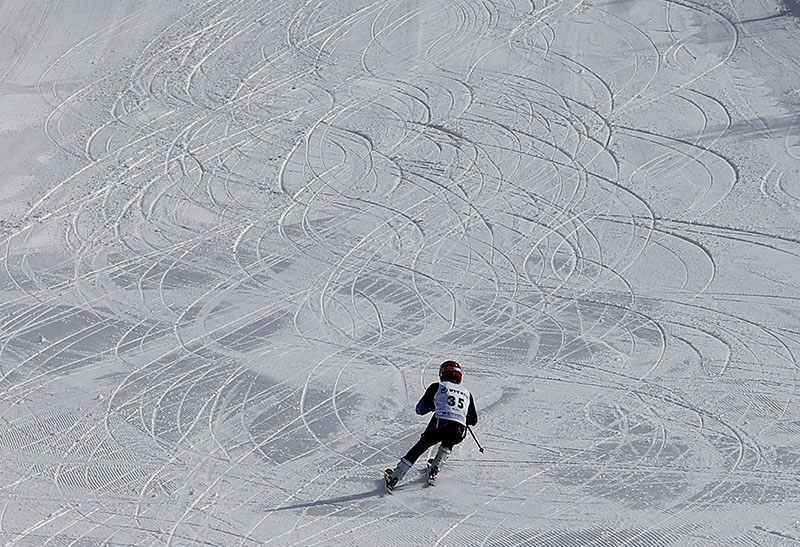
[403,418,466,464]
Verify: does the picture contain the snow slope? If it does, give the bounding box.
[1,0,799,545]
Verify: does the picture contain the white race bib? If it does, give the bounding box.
[433,382,471,425]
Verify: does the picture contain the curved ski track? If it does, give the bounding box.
[1,0,799,545]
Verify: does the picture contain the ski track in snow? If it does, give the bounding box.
[1,0,799,545]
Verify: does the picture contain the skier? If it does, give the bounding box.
[384,360,478,490]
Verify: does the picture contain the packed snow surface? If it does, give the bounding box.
[2,0,800,545]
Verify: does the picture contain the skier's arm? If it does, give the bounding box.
[415,383,439,415]
[466,393,478,426]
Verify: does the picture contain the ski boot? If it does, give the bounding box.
[427,446,451,484]
[384,458,411,491]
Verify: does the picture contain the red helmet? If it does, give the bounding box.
[439,360,462,383]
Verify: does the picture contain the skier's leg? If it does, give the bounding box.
[441,422,466,449]
[429,423,465,478]
[402,428,441,465]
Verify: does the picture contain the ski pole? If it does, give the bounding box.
[467,426,484,453]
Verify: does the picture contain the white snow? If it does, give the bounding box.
[1,0,799,545]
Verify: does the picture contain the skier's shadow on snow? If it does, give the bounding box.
[262,481,386,512]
